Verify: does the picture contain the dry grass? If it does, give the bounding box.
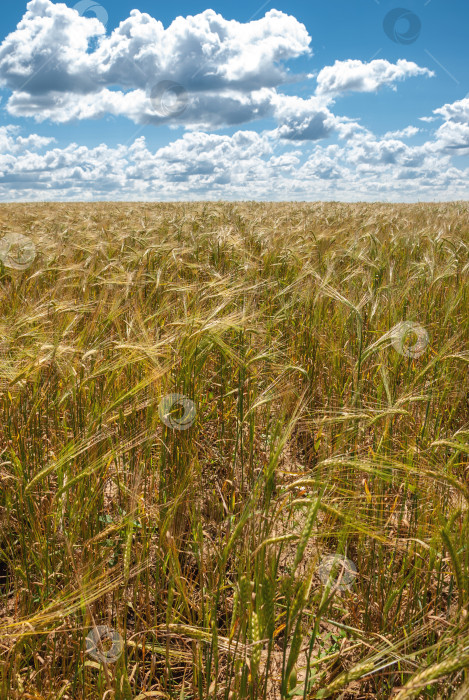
[0,201,468,699]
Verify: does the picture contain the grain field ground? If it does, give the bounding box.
[0,202,468,699]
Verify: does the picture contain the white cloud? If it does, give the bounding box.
[1,123,468,203]
[433,97,469,152]
[0,3,466,201]
[0,2,434,137]
[0,1,313,128]
[434,97,469,124]
[0,124,55,154]
[315,59,434,96]
[270,94,340,141]
[383,126,419,139]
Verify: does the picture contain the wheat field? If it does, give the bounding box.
[0,201,468,699]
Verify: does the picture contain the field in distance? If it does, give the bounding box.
[0,201,468,699]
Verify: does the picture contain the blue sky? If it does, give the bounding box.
[0,0,468,201]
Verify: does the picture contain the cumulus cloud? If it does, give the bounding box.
[0,1,435,137]
[269,94,339,141]
[433,97,469,152]
[0,3,466,201]
[1,123,468,203]
[315,59,434,96]
[0,0,313,128]
[350,139,438,171]
[1,0,312,94]
[0,125,55,153]
[436,123,469,152]
[434,97,469,124]
[383,126,419,139]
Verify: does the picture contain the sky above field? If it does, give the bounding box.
[0,0,468,201]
